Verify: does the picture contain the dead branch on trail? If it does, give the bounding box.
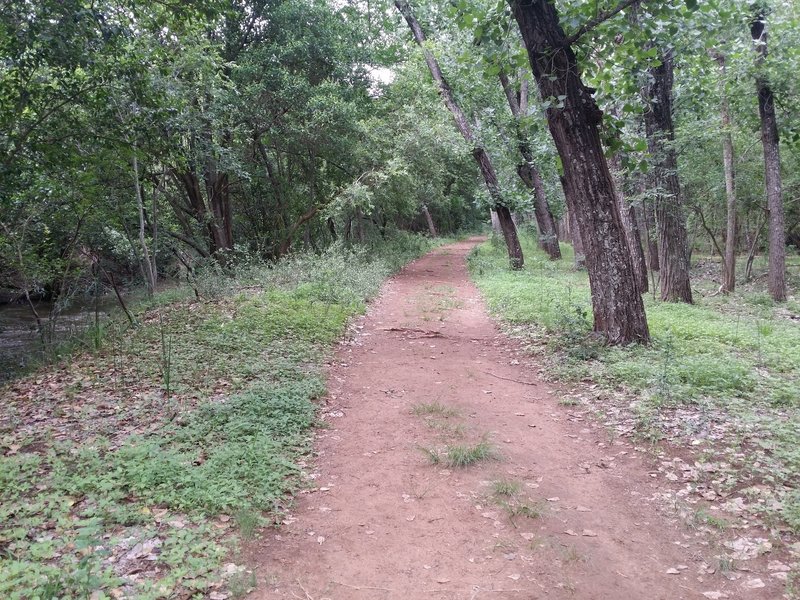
[483,370,538,386]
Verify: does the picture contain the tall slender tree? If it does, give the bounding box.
[498,71,561,259]
[395,0,524,268]
[508,0,649,344]
[710,50,738,294]
[751,7,787,301]
[644,49,693,303]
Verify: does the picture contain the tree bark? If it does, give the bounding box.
[133,153,156,297]
[710,52,738,293]
[498,71,561,259]
[609,156,648,293]
[641,197,660,272]
[751,12,787,301]
[395,0,523,269]
[509,0,649,344]
[644,50,693,303]
[421,203,437,237]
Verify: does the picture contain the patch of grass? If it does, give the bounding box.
[0,235,440,599]
[469,234,800,532]
[491,478,522,497]
[691,509,729,531]
[423,419,466,437]
[783,491,800,534]
[498,498,544,521]
[558,544,586,564]
[411,401,460,418]
[419,446,442,465]
[488,478,543,526]
[444,440,497,468]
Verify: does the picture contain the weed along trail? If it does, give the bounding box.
[252,239,773,600]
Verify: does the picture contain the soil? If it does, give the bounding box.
[249,239,782,600]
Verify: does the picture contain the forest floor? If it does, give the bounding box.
[249,238,796,600]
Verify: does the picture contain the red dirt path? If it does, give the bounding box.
[250,239,775,600]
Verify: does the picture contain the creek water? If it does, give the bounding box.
[0,297,116,382]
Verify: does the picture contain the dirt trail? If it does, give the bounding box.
[250,239,774,600]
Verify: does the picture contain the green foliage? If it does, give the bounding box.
[471,234,800,527]
[0,238,436,598]
[444,440,498,468]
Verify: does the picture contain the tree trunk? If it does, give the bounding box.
[751,12,787,301]
[642,197,660,272]
[133,153,156,297]
[498,71,561,259]
[395,0,523,269]
[510,0,649,344]
[421,203,437,237]
[710,52,738,294]
[644,50,693,303]
[490,209,501,235]
[610,156,648,293]
[175,168,232,258]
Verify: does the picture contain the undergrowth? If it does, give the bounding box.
[0,233,441,599]
[469,234,800,536]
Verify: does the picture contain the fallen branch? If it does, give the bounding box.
[381,327,445,338]
[332,581,394,592]
[483,371,538,386]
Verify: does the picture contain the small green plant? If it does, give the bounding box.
[558,544,585,564]
[411,401,460,418]
[444,440,497,468]
[718,555,736,573]
[229,570,258,599]
[419,446,442,465]
[498,498,543,522]
[159,312,173,398]
[236,508,261,540]
[691,509,729,531]
[782,491,800,533]
[491,478,521,497]
[424,419,466,437]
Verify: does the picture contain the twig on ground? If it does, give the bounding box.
[332,581,394,592]
[483,371,538,386]
[295,580,315,600]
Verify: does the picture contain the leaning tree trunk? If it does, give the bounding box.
[421,203,437,237]
[498,71,561,259]
[395,0,523,269]
[751,12,787,301]
[509,0,649,344]
[711,52,738,294]
[644,50,693,304]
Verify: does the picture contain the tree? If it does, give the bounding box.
[507,0,649,344]
[751,7,787,301]
[710,51,738,293]
[643,49,693,303]
[395,0,524,269]
[498,71,561,259]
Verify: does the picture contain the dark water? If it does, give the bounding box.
[0,297,115,381]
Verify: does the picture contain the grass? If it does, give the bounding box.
[0,232,442,599]
[469,233,800,535]
[488,478,543,526]
[420,440,498,468]
[444,440,497,467]
[491,478,522,497]
[411,401,460,418]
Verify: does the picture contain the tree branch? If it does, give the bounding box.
[566,0,643,45]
